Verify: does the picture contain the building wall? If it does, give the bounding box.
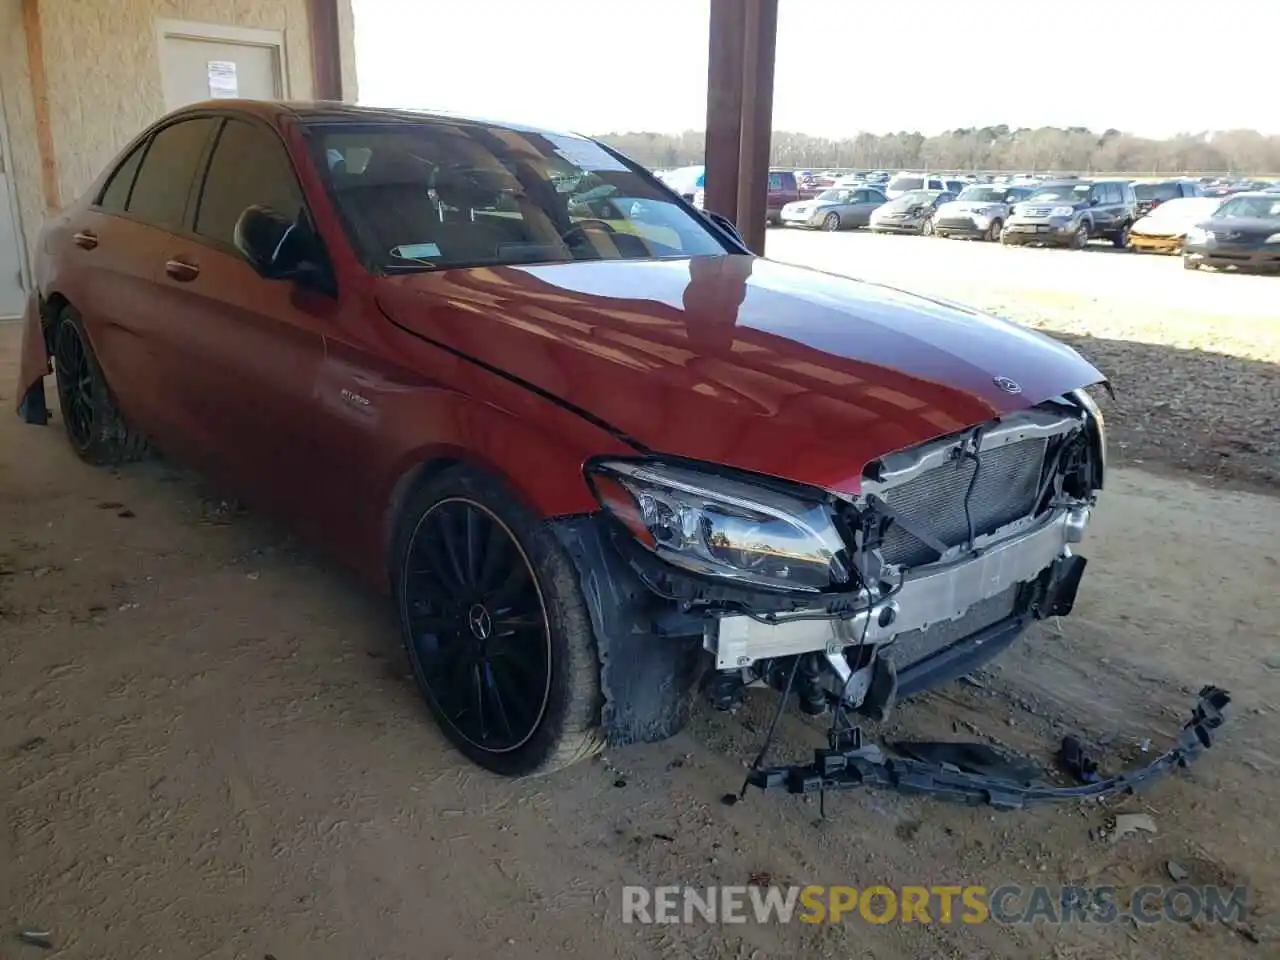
[0,0,356,270]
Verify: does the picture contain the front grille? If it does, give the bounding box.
[881,584,1020,672]
[937,216,977,230]
[1022,206,1055,217]
[878,438,1048,567]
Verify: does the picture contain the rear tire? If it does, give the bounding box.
[51,305,150,465]
[392,466,604,777]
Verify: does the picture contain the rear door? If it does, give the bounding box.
[150,116,333,522]
[73,118,218,445]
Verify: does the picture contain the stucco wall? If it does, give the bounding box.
[0,0,357,271]
[0,0,46,264]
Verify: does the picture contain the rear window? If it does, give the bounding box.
[1134,182,1182,202]
[127,118,218,230]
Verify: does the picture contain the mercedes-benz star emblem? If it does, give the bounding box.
[993,376,1022,395]
[467,604,493,641]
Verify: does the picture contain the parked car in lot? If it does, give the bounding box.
[1128,197,1224,254]
[779,185,888,230]
[1131,178,1203,217]
[868,189,956,234]
[15,102,1108,781]
[884,172,953,199]
[1182,192,1280,272]
[1002,179,1138,249]
[934,183,1036,241]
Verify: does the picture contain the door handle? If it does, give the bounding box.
[73,231,98,250]
[164,259,200,282]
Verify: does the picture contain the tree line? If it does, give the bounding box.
[594,126,1280,175]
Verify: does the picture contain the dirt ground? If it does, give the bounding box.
[2,238,1279,958]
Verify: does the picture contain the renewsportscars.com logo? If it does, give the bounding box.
[621,884,1248,926]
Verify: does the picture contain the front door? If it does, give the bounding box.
[158,26,283,110]
[0,134,25,318]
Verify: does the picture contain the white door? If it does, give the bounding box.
[159,34,283,110]
[0,137,25,319]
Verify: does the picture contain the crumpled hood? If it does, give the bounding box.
[375,255,1103,494]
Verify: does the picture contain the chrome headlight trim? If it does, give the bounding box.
[1069,386,1107,486]
[585,459,850,594]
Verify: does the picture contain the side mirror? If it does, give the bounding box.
[705,210,746,247]
[1088,195,1101,206]
[234,205,323,283]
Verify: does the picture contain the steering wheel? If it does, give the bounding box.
[561,218,618,245]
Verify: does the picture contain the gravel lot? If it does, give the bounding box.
[767,229,1280,490]
[2,237,1278,959]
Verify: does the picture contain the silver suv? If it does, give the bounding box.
[1002,179,1138,249]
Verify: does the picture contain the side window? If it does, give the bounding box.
[195,118,304,247]
[767,172,783,190]
[127,118,218,229]
[1090,184,1108,205]
[97,141,147,213]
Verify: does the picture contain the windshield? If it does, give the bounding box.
[815,188,856,203]
[887,175,923,193]
[1214,195,1280,220]
[886,190,938,209]
[313,123,728,271]
[1028,183,1092,202]
[957,186,1014,203]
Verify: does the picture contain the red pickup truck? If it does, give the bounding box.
[695,168,813,225]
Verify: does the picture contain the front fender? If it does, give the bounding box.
[16,292,51,425]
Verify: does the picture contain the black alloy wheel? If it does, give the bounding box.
[402,498,552,754]
[50,306,149,465]
[53,318,95,453]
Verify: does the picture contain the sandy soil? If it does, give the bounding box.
[2,242,1279,959]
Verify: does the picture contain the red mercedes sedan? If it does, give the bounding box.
[16,102,1107,778]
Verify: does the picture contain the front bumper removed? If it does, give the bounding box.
[744,686,1230,810]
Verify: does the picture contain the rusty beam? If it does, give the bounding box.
[21,0,60,211]
[734,0,777,254]
[308,0,344,100]
[703,0,778,254]
[703,0,745,221]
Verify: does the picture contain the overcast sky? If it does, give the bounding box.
[353,0,1278,138]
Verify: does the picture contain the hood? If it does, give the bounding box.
[938,200,1002,215]
[1203,216,1280,241]
[375,255,1102,494]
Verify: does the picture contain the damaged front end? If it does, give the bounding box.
[553,387,1228,805]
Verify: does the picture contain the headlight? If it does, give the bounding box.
[1050,205,1074,217]
[1266,233,1280,243]
[1185,227,1212,244]
[1069,387,1107,482]
[586,460,850,593]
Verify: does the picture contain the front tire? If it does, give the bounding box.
[920,216,935,237]
[1183,255,1200,271]
[1072,222,1090,249]
[822,212,841,231]
[392,467,603,776]
[1112,221,1131,249]
[51,305,149,465]
[986,218,1003,242]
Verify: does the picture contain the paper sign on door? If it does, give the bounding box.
[207,60,238,99]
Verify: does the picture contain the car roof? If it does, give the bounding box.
[167,99,585,139]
